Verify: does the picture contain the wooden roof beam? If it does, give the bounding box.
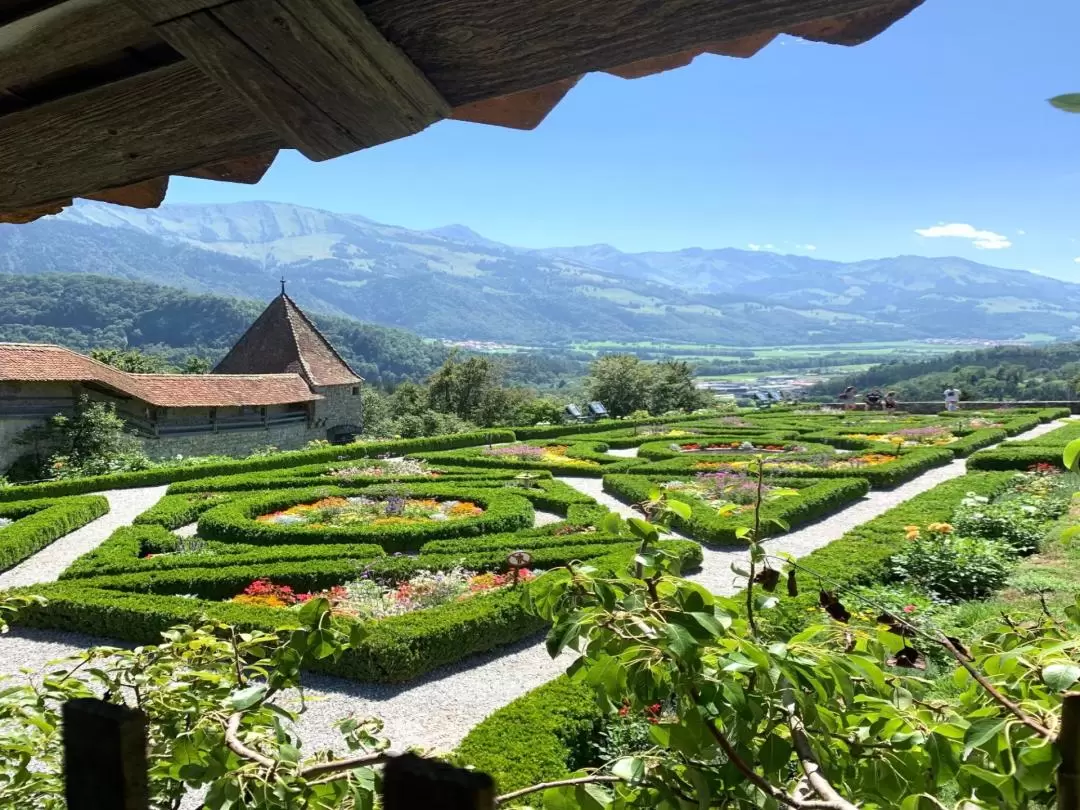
[0,0,150,89]
[125,0,450,160]
[0,61,282,212]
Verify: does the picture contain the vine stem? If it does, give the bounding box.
[495,775,623,804]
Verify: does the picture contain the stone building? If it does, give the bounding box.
[0,291,363,472]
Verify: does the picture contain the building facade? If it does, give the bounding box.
[0,292,364,472]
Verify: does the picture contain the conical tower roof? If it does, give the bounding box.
[214,292,362,386]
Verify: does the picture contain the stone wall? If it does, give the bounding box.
[312,383,363,440]
[139,422,315,461]
[0,416,43,472]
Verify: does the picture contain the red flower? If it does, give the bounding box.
[647,703,662,716]
[618,706,629,717]
[902,604,916,614]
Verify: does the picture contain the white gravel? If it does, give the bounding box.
[0,418,1068,757]
[606,447,639,458]
[174,522,199,538]
[0,485,168,590]
[533,510,564,528]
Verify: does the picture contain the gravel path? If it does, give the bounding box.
[534,510,564,527]
[606,447,639,458]
[0,418,1068,757]
[0,485,168,590]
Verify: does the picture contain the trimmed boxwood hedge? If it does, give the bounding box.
[165,464,527,495]
[1010,419,1080,446]
[0,430,516,502]
[550,425,798,449]
[0,495,109,572]
[17,539,703,683]
[635,437,834,462]
[602,474,868,545]
[967,446,1064,471]
[196,484,535,552]
[455,675,601,796]
[614,447,952,489]
[945,428,1008,457]
[132,491,238,529]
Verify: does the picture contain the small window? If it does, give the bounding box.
[352,386,360,396]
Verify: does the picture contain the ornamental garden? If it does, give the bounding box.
[2,404,1080,806]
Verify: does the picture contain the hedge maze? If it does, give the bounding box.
[3,404,1067,690]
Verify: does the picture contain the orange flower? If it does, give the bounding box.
[927,522,954,534]
[904,525,920,541]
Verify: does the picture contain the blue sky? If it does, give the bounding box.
[166,0,1080,279]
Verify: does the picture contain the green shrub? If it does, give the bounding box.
[767,472,1014,634]
[946,428,1008,457]
[889,531,1012,602]
[455,676,601,795]
[602,474,867,545]
[413,442,627,477]
[132,491,237,529]
[0,496,109,572]
[967,446,1063,471]
[0,430,516,502]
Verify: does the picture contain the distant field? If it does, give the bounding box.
[571,339,979,360]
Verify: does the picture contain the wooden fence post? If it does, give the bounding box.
[1059,692,1080,810]
[63,698,148,810]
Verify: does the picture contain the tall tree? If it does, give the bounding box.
[586,354,651,417]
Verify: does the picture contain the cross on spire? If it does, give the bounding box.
[280,276,287,296]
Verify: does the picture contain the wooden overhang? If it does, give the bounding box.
[0,0,925,223]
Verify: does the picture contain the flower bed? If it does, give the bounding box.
[255,495,484,527]
[635,437,831,462]
[625,446,953,489]
[231,567,534,618]
[413,441,629,476]
[196,485,533,553]
[602,474,868,545]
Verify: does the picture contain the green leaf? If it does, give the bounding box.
[1050,93,1080,113]
[666,499,692,520]
[663,623,697,659]
[1063,438,1080,471]
[1042,663,1080,692]
[611,757,646,783]
[227,684,266,711]
[963,718,1005,756]
[770,517,790,532]
[296,596,331,627]
[600,512,624,536]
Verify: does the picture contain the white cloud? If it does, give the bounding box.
[914,222,1012,250]
[1017,229,1026,236]
[797,243,817,251]
[747,243,775,252]
[1074,257,1080,264]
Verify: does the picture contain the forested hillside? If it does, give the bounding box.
[813,343,1080,401]
[0,273,447,386]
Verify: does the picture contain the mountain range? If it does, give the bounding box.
[1,200,1077,346]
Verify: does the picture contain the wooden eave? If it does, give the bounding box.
[0,0,925,223]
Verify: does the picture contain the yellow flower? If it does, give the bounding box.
[904,524,921,541]
[927,522,954,534]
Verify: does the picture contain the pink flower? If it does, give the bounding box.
[902,604,916,614]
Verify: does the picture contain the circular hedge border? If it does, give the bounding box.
[196,484,535,552]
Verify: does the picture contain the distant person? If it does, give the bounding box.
[837,386,857,411]
[943,386,961,412]
[865,389,883,410]
[884,391,898,412]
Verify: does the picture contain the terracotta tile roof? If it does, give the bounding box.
[213,293,363,387]
[0,343,321,407]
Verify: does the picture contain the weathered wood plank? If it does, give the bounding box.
[451,78,579,130]
[359,0,904,105]
[125,0,234,25]
[181,149,278,183]
[0,0,149,89]
[63,698,148,810]
[85,175,169,207]
[0,61,281,211]
[136,0,448,160]
[788,0,923,45]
